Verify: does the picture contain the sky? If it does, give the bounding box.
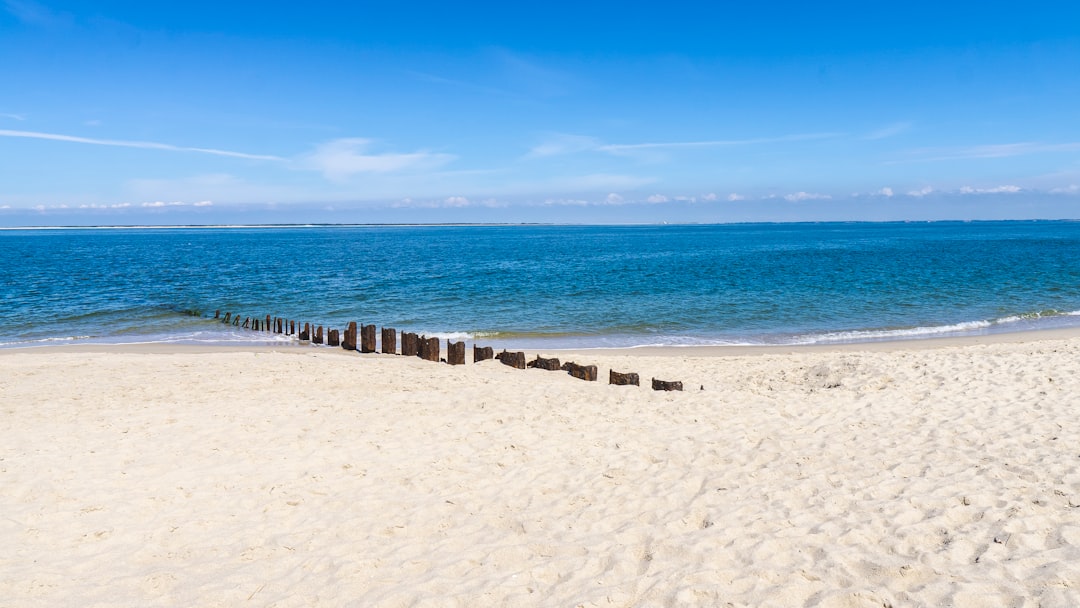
[2,0,1080,225]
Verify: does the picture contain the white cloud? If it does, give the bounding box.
[605,193,624,204]
[864,122,912,140]
[890,142,1080,164]
[528,133,602,157]
[646,194,670,203]
[701,193,718,202]
[784,191,832,202]
[444,196,470,207]
[301,138,455,181]
[1,112,26,121]
[727,193,746,201]
[1051,185,1079,194]
[0,129,286,161]
[878,187,894,197]
[907,186,934,197]
[0,205,9,209]
[958,185,1022,194]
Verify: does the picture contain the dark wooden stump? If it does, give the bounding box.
[299,322,310,341]
[289,320,295,335]
[651,378,683,391]
[610,370,640,386]
[313,325,324,344]
[360,324,377,353]
[563,362,598,381]
[276,318,283,333]
[496,350,526,369]
[401,332,419,356]
[233,315,240,326]
[328,328,340,347]
[528,355,562,371]
[241,317,249,329]
[473,345,494,362]
[419,336,441,362]
[447,340,465,365]
[223,312,232,324]
[381,328,396,354]
[214,310,220,319]
[265,315,271,332]
[342,321,357,351]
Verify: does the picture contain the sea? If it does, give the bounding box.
[3,221,1080,350]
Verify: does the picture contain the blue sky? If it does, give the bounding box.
[2,1,1079,225]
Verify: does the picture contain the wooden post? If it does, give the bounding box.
[651,378,683,391]
[223,312,232,324]
[610,370,640,386]
[447,340,465,365]
[241,317,249,329]
[527,355,561,371]
[563,362,598,381]
[360,324,377,353]
[381,327,396,354]
[289,320,295,335]
[496,350,526,369]
[299,323,310,341]
[214,310,220,319]
[265,315,272,332]
[233,316,240,327]
[419,336,440,362]
[401,332,419,356]
[314,325,324,344]
[473,345,494,362]
[342,322,357,351]
[328,328,341,347]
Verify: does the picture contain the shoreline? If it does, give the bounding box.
[7,323,1080,358]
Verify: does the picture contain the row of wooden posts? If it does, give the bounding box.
[214,310,684,391]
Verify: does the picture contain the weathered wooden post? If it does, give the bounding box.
[381,328,396,354]
[360,324,377,353]
[289,320,295,335]
[342,322,357,351]
[299,323,311,341]
[563,362,598,381]
[214,310,220,319]
[241,317,249,329]
[233,316,240,327]
[328,328,340,347]
[419,336,441,362]
[265,315,272,332]
[223,312,232,324]
[473,345,494,362]
[651,378,683,391]
[401,332,419,356]
[447,340,465,365]
[314,325,324,344]
[610,370,640,386]
[496,350,526,369]
[252,319,259,331]
[528,355,561,371]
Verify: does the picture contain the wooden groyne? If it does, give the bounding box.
[210,308,684,391]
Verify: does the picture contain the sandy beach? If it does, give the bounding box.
[4,334,1080,607]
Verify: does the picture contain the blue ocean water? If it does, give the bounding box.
[3,221,1080,349]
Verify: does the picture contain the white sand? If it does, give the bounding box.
[3,337,1080,607]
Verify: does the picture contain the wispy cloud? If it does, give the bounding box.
[864,122,912,140]
[958,185,1022,194]
[784,192,832,202]
[299,138,456,181]
[1051,185,1079,194]
[3,0,72,28]
[907,186,934,197]
[598,132,840,154]
[889,142,1080,164]
[1,112,26,121]
[529,131,841,160]
[0,129,285,161]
